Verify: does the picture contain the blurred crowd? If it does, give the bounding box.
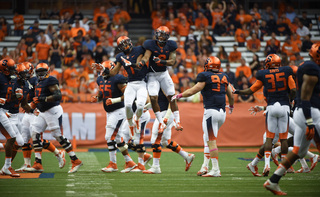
[0,0,319,103]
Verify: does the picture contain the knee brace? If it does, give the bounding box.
[42,139,51,149]
[136,144,146,153]
[22,143,32,151]
[57,136,72,149]
[151,143,162,153]
[166,140,179,152]
[32,133,42,150]
[127,140,137,151]
[117,142,128,152]
[107,141,117,152]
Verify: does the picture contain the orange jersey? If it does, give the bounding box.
[195,17,209,29]
[93,13,109,22]
[235,65,252,78]
[165,20,177,32]
[64,67,79,88]
[267,39,281,48]
[13,15,24,30]
[70,27,86,38]
[229,51,242,62]
[211,12,223,28]
[36,43,51,60]
[176,22,190,37]
[282,43,299,56]
[50,70,61,81]
[113,11,131,25]
[185,54,197,68]
[247,39,261,50]
[80,58,94,73]
[61,88,74,102]
[235,28,249,43]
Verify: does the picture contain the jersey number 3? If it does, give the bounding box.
[265,72,287,92]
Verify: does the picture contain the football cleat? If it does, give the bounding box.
[131,163,145,172]
[197,165,208,176]
[202,169,221,177]
[143,153,152,166]
[68,159,83,173]
[1,166,20,177]
[175,122,183,131]
[185,153,195,171]
[56,150,66,169]
[264,179,287,195]
[263,165,270,177]
[120,161,137,173]
[25,162,44,173]
[295,167,310,173]
[247,163,262,177]
[16,164,31,172]
[143,165,161,174]
[158,123,166,134]
[271,153,279,166]
[286,166,295,173]
[310,154,319,171]
[101,161,118,173]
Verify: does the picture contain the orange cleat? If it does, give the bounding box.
[101,161,118,173]
[264,179,287,195]
[68,159,83,173]
[247,163,262,177]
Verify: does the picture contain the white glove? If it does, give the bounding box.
[226,105,234,114]
[248,105,264,115]
[0,98,6,105]
[15,88,23,98]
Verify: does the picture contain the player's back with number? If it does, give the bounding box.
[197,71,229,110]
[96,74,126,112]
[256,66,294,105]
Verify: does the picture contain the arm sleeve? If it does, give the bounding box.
[288,75,296,90]
[249,80,263,92]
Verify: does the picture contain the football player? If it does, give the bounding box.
[264,42,320,195]
[172,56,234,177]
[25,63,82,173]
[0,58,22,177]
[235,54,296,177]
[15,62,65,172]
[143,89,195,174]
[139,26,183,134]
[91,60,137,173]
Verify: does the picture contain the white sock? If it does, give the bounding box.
[306,151,315,158]
[299,158,309,169]
[274,164,286,176]
[109,150,117,163]
[211,158,219,171]
[265,151,271,168]
[204,153,210,167]
[288,147,293,152]
[281,154,287,161]
[155,111,164,124]
[126,107,134,126]
[5,157,11,168]
[35,152,42,160]
[24,157,31,166]
[138,157,144,165]
[124,154,132,162]
[0,143,4,149]
[252,156,261,166]
[178,150,188,160]
[53,148,59,156]
[274,146,281,154]
[67,151,76,157]
[173,111,180,123]
[153,158,160,167]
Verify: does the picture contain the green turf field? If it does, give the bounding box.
[0,150,319,197]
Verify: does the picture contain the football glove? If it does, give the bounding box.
[121,57,132,67]
[137,60,146,69]
[248,105,264,115]
[0,98,6,105]
[91,96,98,103]
[171,93,182,101]
[233,89,240,94]
[226,105,234,114]
[34,108,40,116]
[15,88,23,99]
[306,118,315,140]
[91,63,105,72]
[153,56,161,64]
[5,112,12,118]
[29,101,36,109]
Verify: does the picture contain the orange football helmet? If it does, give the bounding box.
[35,63,50,80]
[117,36,132,53]
[155,26,170,45]
[204,56,221,71]
[23,62,34,77]
[0,58,16,75]
[101,60,115,78]
[16,63,28,80]
[265,54,281,69]
[309,42,320,65]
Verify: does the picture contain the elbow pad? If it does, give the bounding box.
[53,90,62,101]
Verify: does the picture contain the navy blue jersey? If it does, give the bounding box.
[115,46,148,82]
[0,73,15,110]
[143,39,177,72]
[196,71,229,111]
[256,66,294,106]
[34,76,60,112]
[158,89,169,112]
[296,61,320,109]
[27,76,38,103]
[7,79,29,114]
[96,74,126,112]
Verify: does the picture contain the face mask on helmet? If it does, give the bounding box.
[36,68,48,80]
[17,70,28,81]
[155,30,169,45]
[102,68,110,79]
[118,39,132,53]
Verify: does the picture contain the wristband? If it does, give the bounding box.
[160,60,167,65]
[110,97,121,104]
[306,118,313,125]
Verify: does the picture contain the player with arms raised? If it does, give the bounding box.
[235,54,296,177]
[25,63,82,173]
[139,26,182,133]
[264,42,320,195]
[172,56,234,177]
